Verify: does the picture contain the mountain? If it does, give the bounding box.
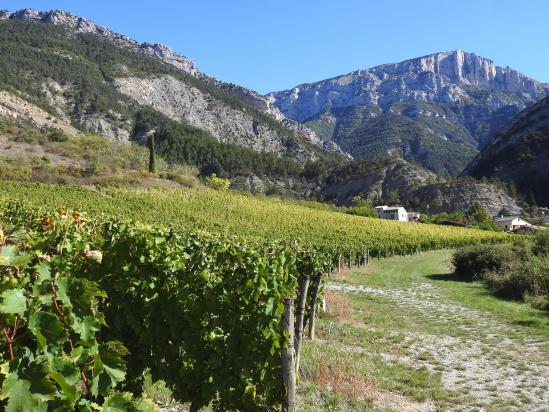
[269,50,549,175]
[320,156,522,215]
[464,96,549,206]
[0,8,345,163]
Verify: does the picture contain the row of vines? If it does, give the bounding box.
[0,182,512,410]
[0,202,326,411]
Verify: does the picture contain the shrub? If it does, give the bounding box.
[483,255,549,300]
[452,242,549,307]
[451,244,515,281]
[204,173,230,190]
[533,231,549,256]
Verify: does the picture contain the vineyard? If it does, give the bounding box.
[0,181,512,410]
[0,182,510,260]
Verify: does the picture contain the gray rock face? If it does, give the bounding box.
[115,75,312,158]
[269,51,548,173]
[270,50,547,123]
[1,8,344,156]
[413,182,523,216]
[321,157,522,215]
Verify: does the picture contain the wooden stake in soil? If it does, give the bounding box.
[308,273,324,341]
[294,275,310,374]
[282,297,296,412]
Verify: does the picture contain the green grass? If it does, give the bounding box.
[340,250,548,339]
[298,250,549,411]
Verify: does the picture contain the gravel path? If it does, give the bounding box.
[327,282,549,411]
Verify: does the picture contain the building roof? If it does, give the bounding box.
[375,205,405,211]
[493,215,531,224]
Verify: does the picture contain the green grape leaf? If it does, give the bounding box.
[102,392,136,412]
[0,245,16,266]
[98,342,127,385]
[48,368,79,405]
[73,316,100,341]
[0,375,40,412]
[34,262,51,285]
[10,253,31,270]
[29,312,67,350]
[0,289,27,315]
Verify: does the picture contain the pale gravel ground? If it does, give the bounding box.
[327,282,549,411]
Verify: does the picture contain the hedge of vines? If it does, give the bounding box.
[0,203,326,411]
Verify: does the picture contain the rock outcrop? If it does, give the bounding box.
[321,157,522,215]
[269,50,548,174]
[464,96,549,206]
[0,8,343,156]
[0,89,79,136]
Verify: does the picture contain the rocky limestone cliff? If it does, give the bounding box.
[114,75,307,158]
[271,50,547,122]
[269,50,548,173]
[0,89,79,136]
[0,9,341,155]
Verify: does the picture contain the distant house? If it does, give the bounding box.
[493,215,532,231]
[375,206,408,222]
[407,211,421,222]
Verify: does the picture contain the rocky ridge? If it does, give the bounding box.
[321,157,522,215]
[270,50,547,122]
[464,96,549,206]
[0,9,339,155]
[269,50,549,174]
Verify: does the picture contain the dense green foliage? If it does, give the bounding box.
[452,234,549,308]
[306,107,478,176]
[133,108,306,179]
[0,208,153,411]
[0,202,326,410]
[419,204,503,232]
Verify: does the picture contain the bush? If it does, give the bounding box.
[533,231,549,256]
[452,242,549,308]
[203,173,230,191]
[483,255,549,300]
[451,244,515,281]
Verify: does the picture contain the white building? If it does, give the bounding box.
[493,215,532,231]
[375,206,409,222]
[407,212,421,222]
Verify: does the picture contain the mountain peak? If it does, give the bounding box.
[0,8,199,75]
[369,49,539,93]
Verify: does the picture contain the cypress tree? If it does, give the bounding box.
[148,133,156,173]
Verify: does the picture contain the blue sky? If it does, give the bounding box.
[3,1,549,94]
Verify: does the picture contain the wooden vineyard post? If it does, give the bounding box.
[294,275,310,374]
[348,252,352,270]
[308,273,324,341]
[338,254,342,275]
[282,297,296,412]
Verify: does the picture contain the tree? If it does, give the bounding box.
[497,208,511,217]
[147,133,156,173]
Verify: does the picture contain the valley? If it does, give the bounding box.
[0,5,548,412]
